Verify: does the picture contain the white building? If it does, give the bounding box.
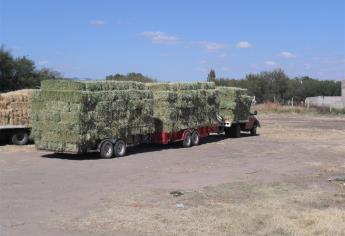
[305,80,345,109]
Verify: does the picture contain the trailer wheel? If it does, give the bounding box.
[100,141,114,159]
[230,124,241,138]
[250,125,257,136]
[182,132,192,148]
[224,128,231,137]
[11,131,29,145]
[191,131,200,146]
[114,140,126,157]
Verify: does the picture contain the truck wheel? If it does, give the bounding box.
[230,124,241,138]
[11,131,29,145]
[191,131,200,146]
[182,132,192,148]
[100,141,114,159]
[114,140,126,157]
[225,128,231,137]
[250,125,257,136]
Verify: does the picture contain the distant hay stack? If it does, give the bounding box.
[147,82,219,132]
[0,89,33,126]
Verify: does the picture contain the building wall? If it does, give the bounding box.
[305,80,345,109]
[305,96,344,109]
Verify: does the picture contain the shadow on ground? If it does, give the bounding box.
[41,133,259,160]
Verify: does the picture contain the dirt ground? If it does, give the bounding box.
[1,113,345,236]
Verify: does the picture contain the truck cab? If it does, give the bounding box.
[219,111,260,138]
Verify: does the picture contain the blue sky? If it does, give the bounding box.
[1,0,344,81]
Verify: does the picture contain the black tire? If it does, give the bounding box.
[100,141,114,159]
[114,140,126,157]
[225,128,231,137]
[250,125,257,136]
[191,131,200,146]
[230,124,241,138]
[11,131,29,145]
[182,132,192,148]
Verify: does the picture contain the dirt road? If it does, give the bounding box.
[1,113,345,236]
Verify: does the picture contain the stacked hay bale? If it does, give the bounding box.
[147,82,219,133]
[216,87,252,121]
[0,89,33,126]
[32,80,154,153]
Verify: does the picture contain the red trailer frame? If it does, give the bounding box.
[151,124,219,145]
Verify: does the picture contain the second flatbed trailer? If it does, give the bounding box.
[98,124,219,158]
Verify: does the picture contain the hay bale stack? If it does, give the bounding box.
[32,80,154,153]
[147,82,219,133]
[0,89,33,126]
[216,87,252,121]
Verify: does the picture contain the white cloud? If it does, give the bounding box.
[199,41,227,52]
[141,31,181,44]
[280,51,296,58]
[199,59,208,64]
[89,20,105,26]
[236,41,252,48]
[265,61,277,66]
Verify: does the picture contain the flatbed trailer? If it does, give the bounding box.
[97,124,219,159]
[0,125,31,145]
[151,124,219,146]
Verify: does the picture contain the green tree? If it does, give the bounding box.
[207,69,216,82]
[0,47,16,91]
[213,69,340,104]
[37,68,63,81]
[0,47,63,92]
[106,72,156,83]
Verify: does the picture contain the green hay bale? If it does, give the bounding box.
[41,80,146,91]
[147,82,215,91]
[32,80,154,153]
[216,87,252,121]
[149,83,219,132]
[41,80,86,91]
[85,81,146,91]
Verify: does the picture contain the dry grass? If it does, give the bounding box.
[261,124,345,142]
[255,102,311,114]
[56,111,345,236]
[254,102,345,115]
[0,144,35,153]
[64,183,345,236]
